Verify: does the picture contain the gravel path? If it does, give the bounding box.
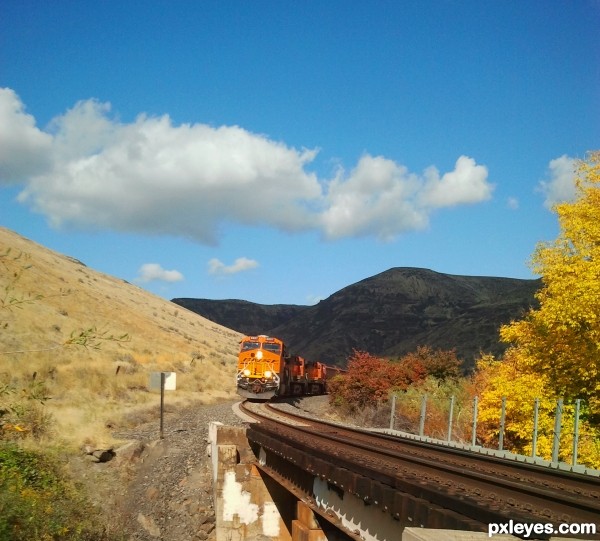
[72,396,332,541]
[75,400,248,541]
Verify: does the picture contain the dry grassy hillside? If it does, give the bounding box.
[0,227,242,447]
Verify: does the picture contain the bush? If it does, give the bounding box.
[0,378,54,441]
[328,350,419,411]
[0,443,116,540]
[328,347,461,412]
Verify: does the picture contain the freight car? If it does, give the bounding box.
[236,334,342,400]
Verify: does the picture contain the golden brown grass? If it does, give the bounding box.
[0,227,243,448]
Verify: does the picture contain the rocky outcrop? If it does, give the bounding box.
[171,298,308,336]
[172,267,540,369]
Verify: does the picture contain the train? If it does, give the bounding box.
[236,334,344,400]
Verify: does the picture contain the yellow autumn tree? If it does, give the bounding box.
[500,151,600,414]
[474,351,600,467]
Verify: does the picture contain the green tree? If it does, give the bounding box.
[500,151,600,411]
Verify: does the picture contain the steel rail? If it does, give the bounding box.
[241,400,600,538]
[264,401,600,500]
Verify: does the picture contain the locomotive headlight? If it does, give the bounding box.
[243,369,251,376]
[264,370,272,378]
[256,350,263,359]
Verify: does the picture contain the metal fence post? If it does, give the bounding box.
[532,397,539,458]
[471,396,478,446]
[390,394,396,430]
[419,395,427,437]
[498,396,506,451]
[447,395,455,442]
[552,398,564,463]
[572,399,581,466]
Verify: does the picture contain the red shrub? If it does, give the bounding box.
[329,350,421,410]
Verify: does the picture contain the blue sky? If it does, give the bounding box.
[1,1,598,305]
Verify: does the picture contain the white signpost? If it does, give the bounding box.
[149,372,176,439]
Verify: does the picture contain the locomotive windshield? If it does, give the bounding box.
[240,339,282,354]
[241,341,260,351]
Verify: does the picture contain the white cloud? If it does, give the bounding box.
[538,155,577,208]
[0,88,53,183]
[136,263,184,283]
[320,154,493,240]
[208,257,259,276]
[14,94,321,243]
[48,98,116,162]
[2,88,497,243]
[419,156,492,208]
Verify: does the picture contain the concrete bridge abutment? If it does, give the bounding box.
[210,422,331,541]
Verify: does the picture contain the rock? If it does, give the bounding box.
[92,449,115,462]
[81,442,115,463]
[199,521,215,534]
[115,440,145,462]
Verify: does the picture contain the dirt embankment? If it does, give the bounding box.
[71,395,333,541]
[72,400,247,541]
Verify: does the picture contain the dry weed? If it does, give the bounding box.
[1,227,242,448]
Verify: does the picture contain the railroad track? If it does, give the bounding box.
[241,400,600,539]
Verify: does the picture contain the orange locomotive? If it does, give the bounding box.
[236,335,339,400]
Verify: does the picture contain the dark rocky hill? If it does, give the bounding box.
[171,298,308,336]
[172,267,540,370]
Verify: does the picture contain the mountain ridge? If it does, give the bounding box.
[173,267,541,369]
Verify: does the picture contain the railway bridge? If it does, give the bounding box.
[209,401,600,541]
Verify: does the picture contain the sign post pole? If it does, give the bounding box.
[149,371,176,439]
[160,372,165,439]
